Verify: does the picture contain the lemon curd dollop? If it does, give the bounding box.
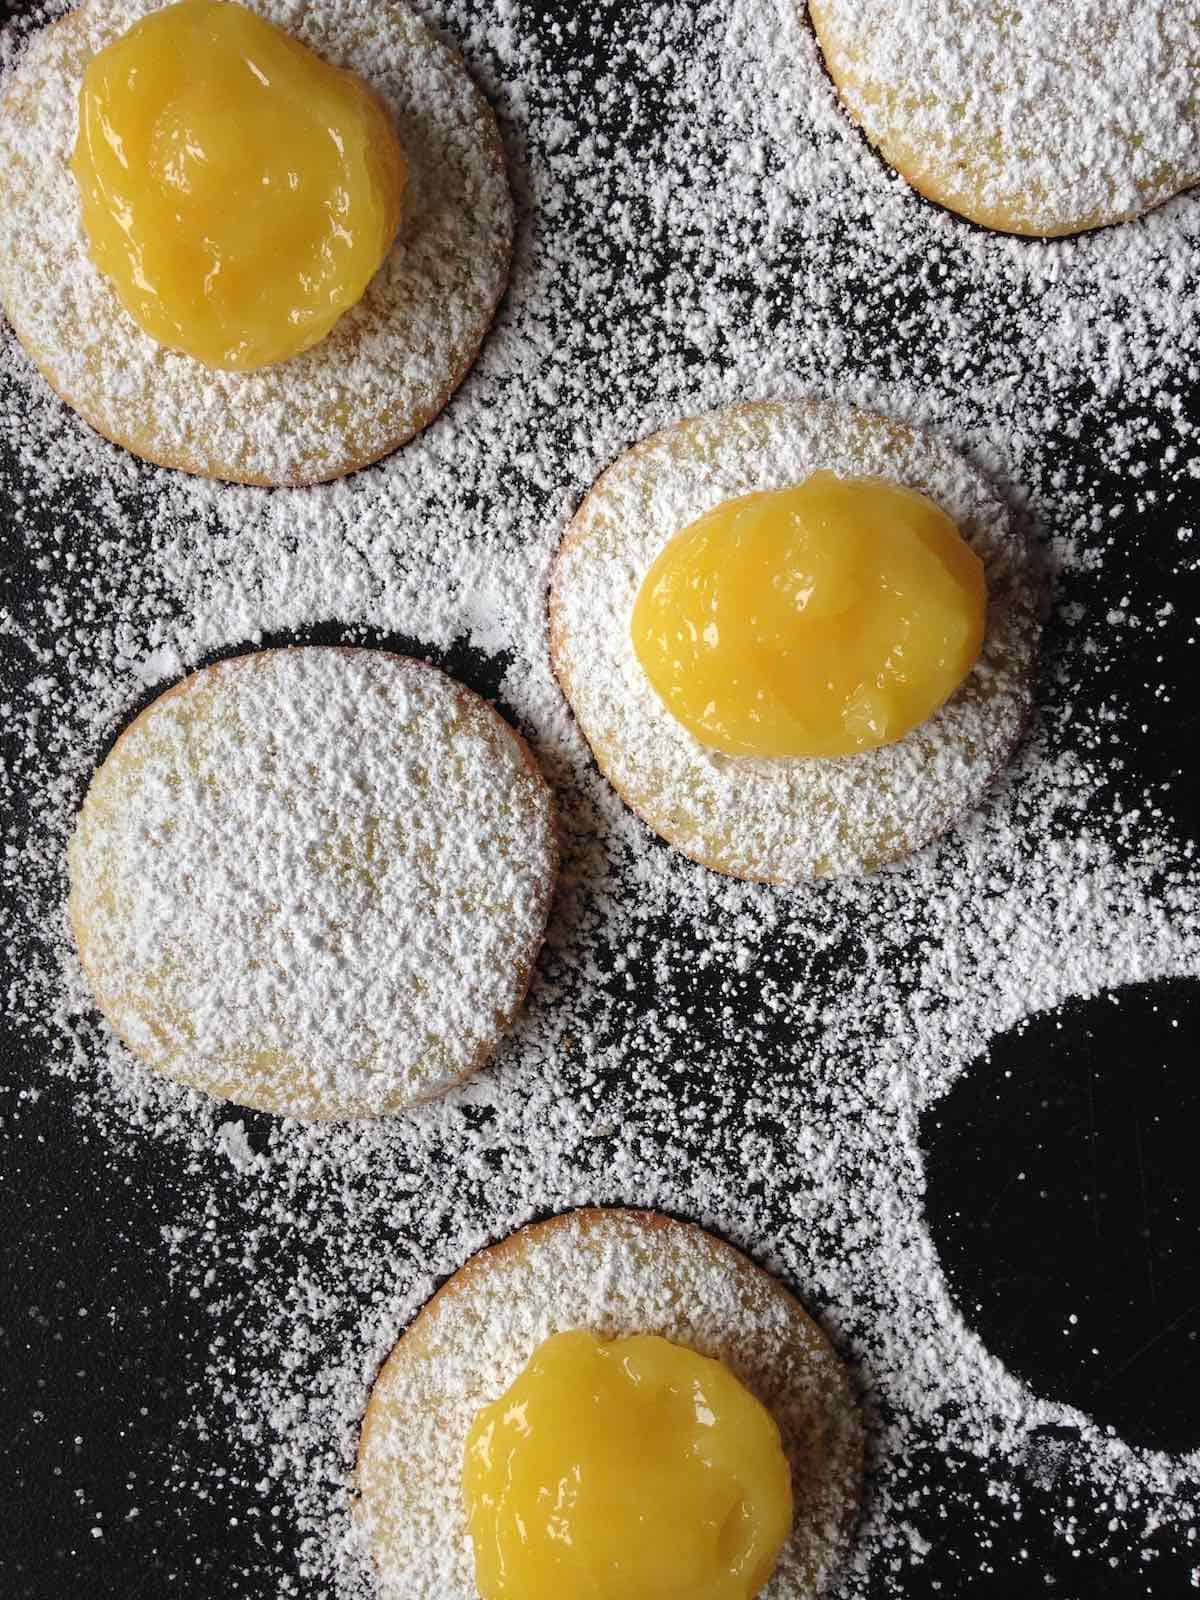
[630,472,988,760]
[70,0,407,371]
[462,1328,793,1600]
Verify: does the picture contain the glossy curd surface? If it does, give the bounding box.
[462,1328,793,1600]
[71,0,407,370]
[631,472,987,759]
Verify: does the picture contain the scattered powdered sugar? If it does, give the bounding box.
[550,399,1038,880]
[1,0,1199,1594]
[67,648,557,1118]
[216,1117,269,1174]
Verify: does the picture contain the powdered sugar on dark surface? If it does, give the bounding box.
[0,0,1197,1595]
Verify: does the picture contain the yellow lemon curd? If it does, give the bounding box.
[70,0,407,371]
[631,473,987,759]
[462,1329,793,1600]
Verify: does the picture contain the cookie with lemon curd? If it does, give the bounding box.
[356,1208,863,1600]
[0,0,512,485]
[549,400,1038,882]
[67,648,557,1120]
[807,0,1200,237]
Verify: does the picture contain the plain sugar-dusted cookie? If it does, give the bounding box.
[808,0,1200,236]
[68,648,557,1118]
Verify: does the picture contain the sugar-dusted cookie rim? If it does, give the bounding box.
[356,1206,863,1599]
[0,0,513,485]
[807,0,1200,238]
[549,399,1039,882]
[68,646,558,1119]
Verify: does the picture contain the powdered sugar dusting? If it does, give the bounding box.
[68,648,557,1119]
[1,0,1198,1592]
[809,0,1200,235]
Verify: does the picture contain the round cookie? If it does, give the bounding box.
[356,1207,863,1599]
[549,400,1038,882]
[68,647,557,1119]
[807,0,1200,237]
[0,0,513,485]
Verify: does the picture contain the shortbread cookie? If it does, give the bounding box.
[808,0,1200,236]
[549,400,1038,881]
[0,0,512,484]
[357,1207,863,1599]
[68,648,557,1119]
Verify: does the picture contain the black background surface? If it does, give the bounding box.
[1,0,1199,1596]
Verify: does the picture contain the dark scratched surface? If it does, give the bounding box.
[1,1,1199,1596]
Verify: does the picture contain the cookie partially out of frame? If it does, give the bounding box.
[356,1207,863,1599]
[808,0,1200,237]
[68,647,557,1119]
[549,400,1038,882]
[0,0,512,485]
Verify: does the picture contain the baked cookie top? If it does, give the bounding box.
[808,0,1200,236]
[68,647,557,1119]
[0,0,513,483]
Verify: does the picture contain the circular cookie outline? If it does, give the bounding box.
[68,646,558,1120]
[806,0,1200,238]
[549,400,1039,883]
[355,1206,863,1599]
[0,0,513,485]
